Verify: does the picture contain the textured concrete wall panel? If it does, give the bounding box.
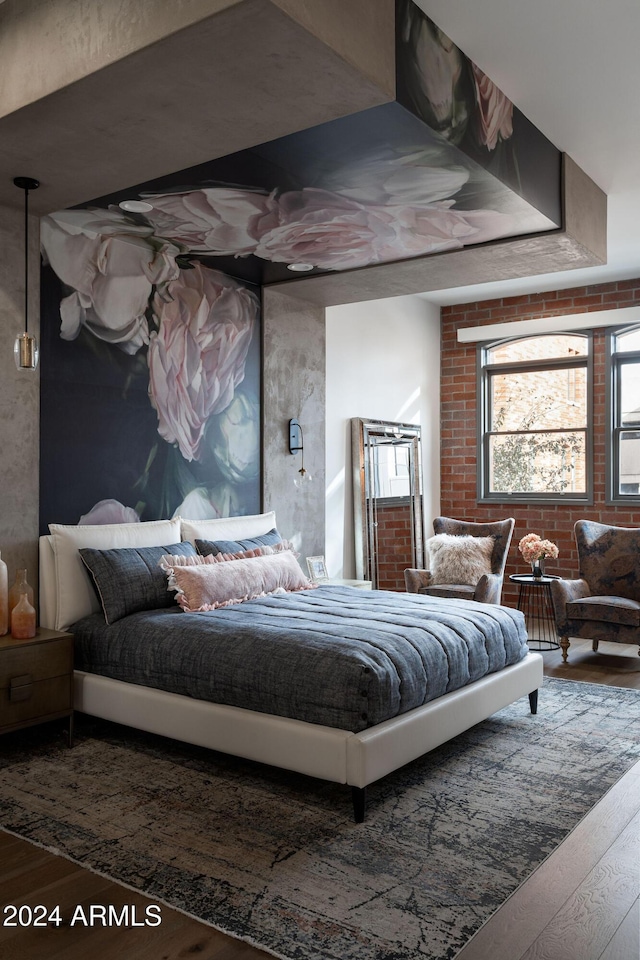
[262,288,325,561]
[0,205,40,594]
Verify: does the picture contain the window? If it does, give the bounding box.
[478,333,592,502]
[608,325,640,501]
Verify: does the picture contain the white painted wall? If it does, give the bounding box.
[325,294,441,578]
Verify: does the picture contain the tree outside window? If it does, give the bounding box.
[479,333,591,502]
[609,325,640,501]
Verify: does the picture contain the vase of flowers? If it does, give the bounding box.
[518,533,559,578]
[531,559,545,578]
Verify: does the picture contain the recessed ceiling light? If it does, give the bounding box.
[119,199,153,213]
[287,263,314,272]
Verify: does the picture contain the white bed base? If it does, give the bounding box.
[74,655,542,788]
[39,529,543,820]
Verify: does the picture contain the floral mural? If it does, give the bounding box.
[397,5,514,150]
[39,205,260,529]
[147,263,256,463]
[139,145,532,273]
[396,0,561,222]
[38,0,562,529]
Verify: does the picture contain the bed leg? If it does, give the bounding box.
[352,786,366,823]
[528,689,538,715]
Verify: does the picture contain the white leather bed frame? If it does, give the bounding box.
[39,515,543,821]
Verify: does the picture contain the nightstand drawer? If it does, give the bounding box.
[0,635,73,690]
[0,675,73,729]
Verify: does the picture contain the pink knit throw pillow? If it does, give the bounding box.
[161,550,314,611]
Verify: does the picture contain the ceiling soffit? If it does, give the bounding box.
[0,0,395,214]
[2,0,605,299]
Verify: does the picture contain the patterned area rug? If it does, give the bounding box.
[1,678,639,960]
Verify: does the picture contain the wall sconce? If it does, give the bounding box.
[13,176,40,371]
[289,418,312,486]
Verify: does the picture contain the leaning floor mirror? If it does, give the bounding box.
[352,418,426,590]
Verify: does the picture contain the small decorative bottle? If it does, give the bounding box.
[0,552,8,636]
[8,569,34,618]
[11,591,36,639]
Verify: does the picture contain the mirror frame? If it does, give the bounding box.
[351,417,426,587]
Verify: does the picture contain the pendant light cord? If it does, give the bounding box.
[13,176,40,339]
[23,184,29,336]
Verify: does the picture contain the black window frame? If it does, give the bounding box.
[477,331,593,504]
[606,323,640,504]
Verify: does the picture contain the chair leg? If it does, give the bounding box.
[592,639,599,653]
[560,636,570,663]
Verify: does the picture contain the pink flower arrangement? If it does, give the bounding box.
[518,533,559,564]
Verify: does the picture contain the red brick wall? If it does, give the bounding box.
[440,279,640,607]
[376,501,414,590]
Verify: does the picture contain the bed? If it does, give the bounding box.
[39,512,543,821]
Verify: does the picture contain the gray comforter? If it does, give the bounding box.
[72,586,529,732]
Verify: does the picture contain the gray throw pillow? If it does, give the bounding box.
[195,527,282,557]
[79,542,197,624]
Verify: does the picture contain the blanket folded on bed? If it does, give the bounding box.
[71,587,529,733]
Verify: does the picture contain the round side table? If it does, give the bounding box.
[509,574,560,651]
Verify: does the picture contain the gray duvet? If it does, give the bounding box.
[72,586,529,733]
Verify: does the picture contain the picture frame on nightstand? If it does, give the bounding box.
[306,556,328,582]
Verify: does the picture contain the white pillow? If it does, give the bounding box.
[180,511,277,544]
[426,534,494,586]
[49,518,181,631]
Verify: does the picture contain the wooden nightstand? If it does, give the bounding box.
[0,628,74,745]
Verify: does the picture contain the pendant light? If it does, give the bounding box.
[13,176,40,370]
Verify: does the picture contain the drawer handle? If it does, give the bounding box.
[9,675,33,702]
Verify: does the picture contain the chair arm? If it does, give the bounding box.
[474,573,503,604]
[550,578,591,632]
[404,569,432,593]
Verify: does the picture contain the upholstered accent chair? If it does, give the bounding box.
[550,520,640,663]
[404,517,515,604]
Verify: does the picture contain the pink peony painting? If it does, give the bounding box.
[148,264,257,462]
[39,218,262,525]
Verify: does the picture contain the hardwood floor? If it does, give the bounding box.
[0,829,272,960]
[536,636,640,690]
[0,640,638,960]
[459,639,640,960]
[455,759,640,960]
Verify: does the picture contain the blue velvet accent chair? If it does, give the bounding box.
[550,520,640,663]
[404,516,515,604]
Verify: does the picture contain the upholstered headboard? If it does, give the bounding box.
[39,511,277,632]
